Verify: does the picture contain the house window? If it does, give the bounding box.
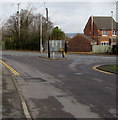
[102,30,108,36]
[112,30,117,36]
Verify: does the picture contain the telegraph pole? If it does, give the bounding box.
[46,8,50,58]
[40,15,43,52]
[17,3,21,49]
[46,8,48,22]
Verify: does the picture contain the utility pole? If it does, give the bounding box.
[46,8,48,22]
[46,8,50,58]
[17,3,21,49]
[40,15,43,52]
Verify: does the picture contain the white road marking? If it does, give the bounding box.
[75,73,83,75]
[92,78,104,83]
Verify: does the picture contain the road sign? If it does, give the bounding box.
[48,40,65,52]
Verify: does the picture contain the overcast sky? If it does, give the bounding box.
[0,0,117,33]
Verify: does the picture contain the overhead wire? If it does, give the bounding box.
[42,0,47,9]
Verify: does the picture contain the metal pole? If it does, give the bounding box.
[40,15,43,52]
[65,40,68,53]
[111,11,113,36]
[46,8,48,22]
[17,3,21,49]
[52,49,55,59]
[48,38,50,58]
[46,8,50,58]
[111,11,114,46]
[116,1,118,22]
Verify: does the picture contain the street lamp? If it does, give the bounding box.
[111,11,113,36]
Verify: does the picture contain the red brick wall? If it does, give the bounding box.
[84,17,118,45]
[84,17,91,36]
[84,17,98,41]
[93,23,98,41]
[98,30,117,45]
[84,18,91,36]
[98,30,115,36]
[68,34,92,52]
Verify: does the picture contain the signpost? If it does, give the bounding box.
[47,40,66,59]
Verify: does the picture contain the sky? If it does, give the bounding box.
[0,0,117,33]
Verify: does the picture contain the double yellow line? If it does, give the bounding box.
[0,60,19,76]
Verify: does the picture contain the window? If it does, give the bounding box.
[102,30,108,36]
[112,30,117,36]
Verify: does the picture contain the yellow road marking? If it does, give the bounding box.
[93,65,112,75]
[0,60,19,76]
[0,60,31,119]
[67,52,92,54]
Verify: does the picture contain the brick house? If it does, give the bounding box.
[67,33,96,52]
[84,16,118,45]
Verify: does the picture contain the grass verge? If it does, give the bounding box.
[98,65,118,74]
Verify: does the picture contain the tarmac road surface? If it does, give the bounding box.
[1,51,117,119]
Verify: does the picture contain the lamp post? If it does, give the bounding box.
[111,11,113,36]
[17,3,21,49]
[12,3,21,49]
[40,15,43,52]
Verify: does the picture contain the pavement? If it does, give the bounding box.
[0,61,2,119]
[1,51,117,119]
[2,65,26,119]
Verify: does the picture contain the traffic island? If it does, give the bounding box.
[97,65,118,74]
[38,55,67,60]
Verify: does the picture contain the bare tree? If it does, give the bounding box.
[3,6,53,50]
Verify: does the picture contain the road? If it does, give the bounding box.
[1,51,117,119]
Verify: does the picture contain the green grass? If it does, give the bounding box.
[99,65,118,74]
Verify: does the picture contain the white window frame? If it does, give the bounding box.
[102,30,108,36]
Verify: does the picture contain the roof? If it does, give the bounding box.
[65,33,78,38]
[92,16,118,30]
[79,33,96,43]
[67,34,92,52]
